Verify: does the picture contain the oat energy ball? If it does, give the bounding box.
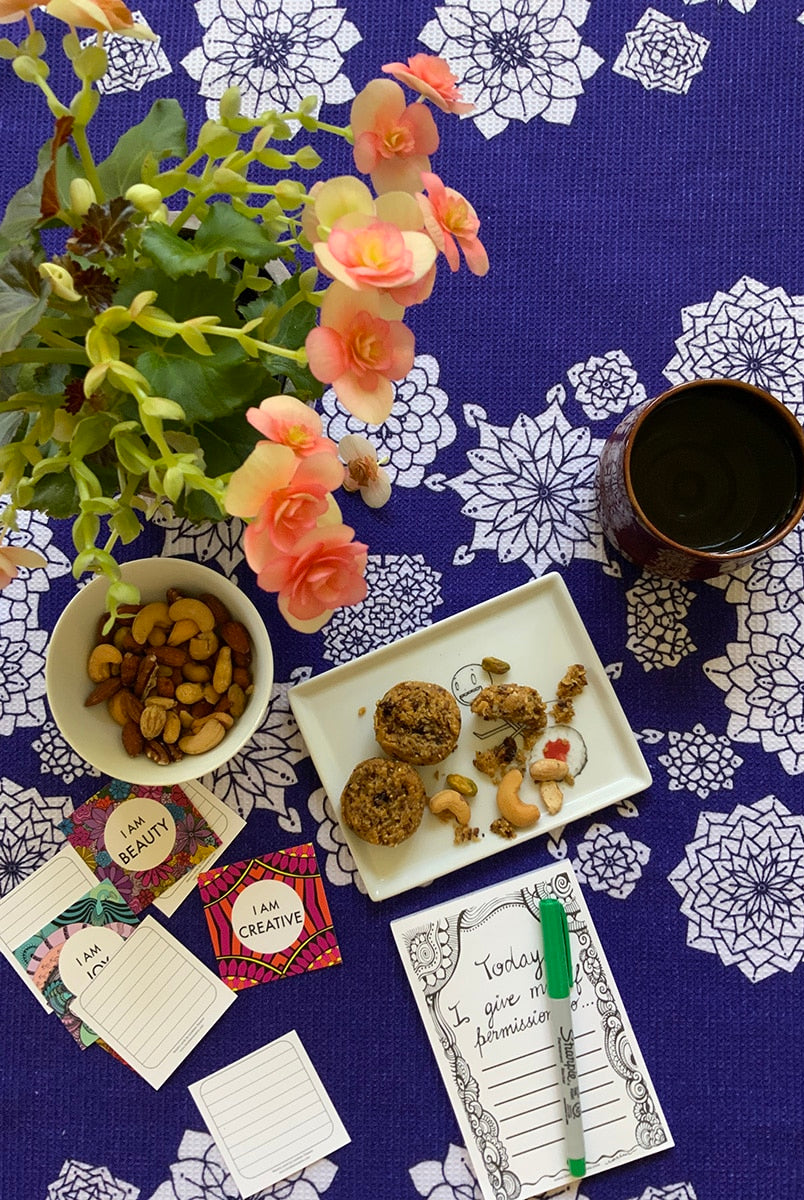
[340,757,427,846]
[470,683,547,730]
[374,681,462,765]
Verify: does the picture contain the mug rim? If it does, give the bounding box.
[621,377,804,565]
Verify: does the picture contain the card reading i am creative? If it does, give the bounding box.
[60,781,221,914]
[198,844,341,991]
[13,880,138,1048]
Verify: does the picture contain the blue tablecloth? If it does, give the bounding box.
[2,2,803,1198]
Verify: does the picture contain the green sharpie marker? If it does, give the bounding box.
[540,896,586,1179]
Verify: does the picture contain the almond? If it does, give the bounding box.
[85,677,122,706]
[121,720,144,757]
[220,621,250,655]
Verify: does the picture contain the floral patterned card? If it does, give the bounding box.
[197,844,341,991]
[60,781,221,914]
[13,880,138,1048]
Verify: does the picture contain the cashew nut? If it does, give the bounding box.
[167,617,200,645]
[168,597,216,632]
[495,768,540,828]
[131,601,171,645]
[87,643,123,682]
[429,788,471,825]
[179,718,227,754]
[529,757,569,782]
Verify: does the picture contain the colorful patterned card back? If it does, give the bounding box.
[197,843,342,991]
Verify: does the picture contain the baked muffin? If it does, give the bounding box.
[340,757,427,846]
[470,683,547,730]
[374,680,461,765]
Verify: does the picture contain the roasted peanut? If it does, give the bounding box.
[529,757,569,782]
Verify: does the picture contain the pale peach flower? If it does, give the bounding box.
[45,0,155,35]
[0,541,47,589]
[351,79,439,195]
[245,394,337,458]
[339,434,392,508]
[315,215,436,294]
[382,53,474,115]
[242,452,345,565]
[0,0,36,24]
[417,171,489,276]
[255,522,368,632]
[224,442,297,520]
[306,282,414,424]
[300,176,374,245]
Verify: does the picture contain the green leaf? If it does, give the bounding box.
[70,412,116,459]
[193,408,268,476]
[135,341,269,425]
[95,99,187,198]
[140,202,289,278]
[172,486,227,524]
[29,469,79,517]
[110,505,141,544]
[0,247,49,354]
[0,409,24,446]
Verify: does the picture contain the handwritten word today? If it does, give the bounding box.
[117,816,171,866]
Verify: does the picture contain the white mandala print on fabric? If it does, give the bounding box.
[47,1159,139,1200]
[417,0,604,140]
[626,1186,698,1200]
[0,780,72,897]
[447,387,607,575]
[571,823,650,899]
[200,672,310,830]
[149,1130,338,1200]
[0,502,72,607]
[656,724,743,800]
[182,0,361,122]
[613,9,709,95]
[321,554,443,664]
[80,11,172,93]
[663,276,804,416]
[566,349,647,422]
[410,1144,585,1200]
[625,574,697,671]
[319,355,457,487]
[153,509,248,578]
[309,785,367,894]
[32,721,101,787]
[668,795,804,983]
[685,0,755,10]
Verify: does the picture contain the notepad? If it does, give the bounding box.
[72,916,236,1088]
[0,845,97,1009]
[189,1030,350,1197]
[391,861,673,1198]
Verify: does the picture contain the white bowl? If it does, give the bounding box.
[45,557,273,785]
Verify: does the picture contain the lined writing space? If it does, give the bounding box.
[0,846,96,1009]
[485,1029,630,1162]
[190,1031,351,1196]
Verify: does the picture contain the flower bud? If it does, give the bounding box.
[69,177,96,217]
[70,85,100,124]
[12,54,47,83]
[218,85,241,121]
[38,262,82,303]
[197,119,239,157]
[125,183,163,214]
[211,166,249,196]
[294,145,322,170]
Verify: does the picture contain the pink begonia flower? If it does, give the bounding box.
[255,522,369,633]
[315,215,437,294]
[0,541,47,589]
[301,176,375,245]
[351,79,439,195]
[306,282,414,424]
[246,394,338,457]
[224,442,297,520]
[417,171,489,277]
[339,434,392,508]
[243,453,345,565]
[382,53,475,115]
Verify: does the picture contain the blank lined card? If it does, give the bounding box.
[189,1031,350,1197]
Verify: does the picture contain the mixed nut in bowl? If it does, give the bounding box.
[45,558,273,785]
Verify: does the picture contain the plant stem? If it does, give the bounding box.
[71,123,104,202]
[0,348,87,366]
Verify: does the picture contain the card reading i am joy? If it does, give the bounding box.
[13,880,138,1048]
[198,844,341,991]
[61,781,221,914]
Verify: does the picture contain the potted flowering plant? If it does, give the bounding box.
[0,0,487,631]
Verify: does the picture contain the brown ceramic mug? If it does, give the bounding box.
[597,378,804,580]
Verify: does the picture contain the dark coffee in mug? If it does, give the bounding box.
[628,381,803,554]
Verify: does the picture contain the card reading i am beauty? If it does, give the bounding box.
[60,781,221,914]
[13,880,138,1048]
[198,844,341,991]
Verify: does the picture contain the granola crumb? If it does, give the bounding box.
[474,735,518,783]
[556,663,587,700]
[549,699,575,724]
[358,706,366,717]
[490,816,517,840]
[454,824,481,845]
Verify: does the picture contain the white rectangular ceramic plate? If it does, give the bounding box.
[289,574,652,901]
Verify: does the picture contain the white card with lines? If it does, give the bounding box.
[391,861,672,1197]
[72,916,235,1088]
[189,1031,350,1197]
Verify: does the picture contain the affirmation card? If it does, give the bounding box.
[153,780,246,918]
[72,916,236,1089]
[391,861,673,1198]
[13,880,138,1047]
[0,844,97,1010]
[60,780,221,914]
[189,1030,350,1197]
[197,843,341,991]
